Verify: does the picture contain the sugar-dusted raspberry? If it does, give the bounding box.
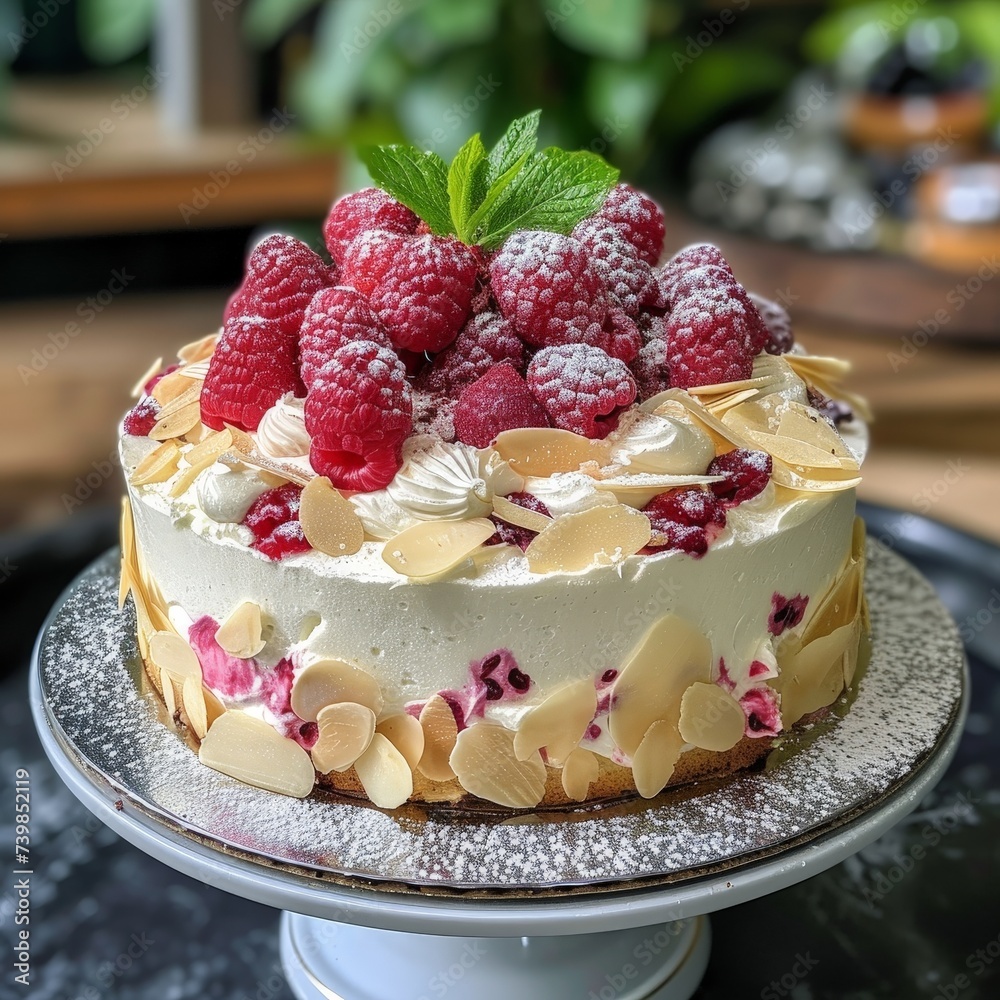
[601,310,643,365]
[665,286,755,388]
[418,310,525,395]
[708,448,772,506]
[669,264,737,302]
[594,183,665,266]
[660,243,731,302]
[343,231,477,353]
[298,286,390,391]
[485,492,551,551]
[123,397,160,436]
[323,187,419,267]
[768,592,809,636]
[453,363,549,448]
[201,316,304,431]
[527,343,636,439]
[489,231,609,348]
[642,488,727,557]
[630,335,671,401]
[572,217,659,316]
[305,340,412,491]
[242,484,312,561]
[749,292,794,355]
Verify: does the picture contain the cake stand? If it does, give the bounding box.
[30,543,967,1000]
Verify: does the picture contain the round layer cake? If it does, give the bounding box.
[119,115,870,810]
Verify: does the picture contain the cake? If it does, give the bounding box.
[119,113,870,810]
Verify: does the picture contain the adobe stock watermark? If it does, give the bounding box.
[340,0,408,61]
[415,941,487,1000]
[587,920,690,1000]
[62,932,155,1000]
[877,0,931,39]
[760,951,820,999]
[913,458,970,514]
[0,559,16,585]
[179,108,295,224]
[933,928,1000,1000]
[415,75,501,153]
[673,1,750,72]
[7,0,71,56]
[62,449,120,514]
[17,269,136,384]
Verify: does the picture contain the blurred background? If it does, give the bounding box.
[2,0,999,544]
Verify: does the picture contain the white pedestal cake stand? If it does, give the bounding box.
[30,545,967,1000]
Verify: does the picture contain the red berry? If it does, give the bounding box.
[453,363,549,448]
[594,183,665,266]
[669,264,737,302]
[418,310,525,395]
[298,286,390,391]
[343,232,478,353]
[489,231,609,348]
[201,316,304,431]
[661,244,731,301]
[601,310,642,365]
[630,336,671,401]
[768,593,809,636]
[572,218,659,316]
[242,484,312,561]
[527,343,636,439]
[143,363,180,395]
[642,488,727,557]
[304,340,412,491]
[485,492,551,551]
[708,448,772,506]
[323,188,418,268]
[123,397,160,436]
[748,292,795,355]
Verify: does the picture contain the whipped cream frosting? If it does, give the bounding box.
[195,463,268,524]
[608,411,716,474]
[256,394,309,459]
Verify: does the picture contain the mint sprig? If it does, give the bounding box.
[360,111,619,250]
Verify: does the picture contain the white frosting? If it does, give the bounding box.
[256,393,309,459]
[608,411,716,475]
[522,471,615,517]
[194,463,268,524]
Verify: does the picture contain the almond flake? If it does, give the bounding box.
[775,620,859,726]
[493,428,612,477]
[677,681,746,752]
[198,712,315,797]
[290,659,384,721]
[224,425,255,455]
[186,428,233,467]
[513,680,597,764]
[376,713,425,770]
[215,601,266,659]
[561,748,599,802]
[382,518,495,579]
[312,702,376,773]
[492,494,553,534]
[152,371,200,408]
[353,733,413,808]
[131,357,164,399]
[300,476,365,557]
[130,440,182,486]
[234,449,312,487]
[177,332,219,364]
[149,631,202,682]
[631,720,684,798]
[149,399,201,441]
[524,504,650,574]
[417,696,459,781]
[785,354,873,423]
[182,677,225,739]
[119,497,136,609]
[161,672,179,718]
[449,724,547,809]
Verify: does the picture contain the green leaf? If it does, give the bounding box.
[464,151,531,243]
[448,133,488,242]
[486,109,541,183]
[360,145,453,235]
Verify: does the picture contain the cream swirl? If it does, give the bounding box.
[257,393,309,459]
[522,472,617,517]
[195,463,268,523]
[608,411,715,475]
[349,491,418,540]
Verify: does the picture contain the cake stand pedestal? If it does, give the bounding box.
[30,548,968,1000]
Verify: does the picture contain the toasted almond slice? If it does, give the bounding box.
[215,601,266,659]
[561,748,599,802]
[198,712,315,797]
[223,424,255,455]
[513,680,597,764]
[677,682,746,752]
[149,631,202,682]
[632,720,684,798]
[183,678,225,740]
[493,428,612,477]
[151,368,201,406]
[119,497,136,609]
[312,702,377,774]
[705,388,760,415]
[417,696,459,782]
[186,428,233,468]
[376,713,425,771]
[775,621,858,726]
[609,614,712,757]
[785,354,873,423]
[450,724,546,809]
[130,440,182,486]
[258,470,291,488]
[150,400,201,441]
[290,659,384,721]
[382,518,495,579]
[178,332,219,363]
[131,357,164,399]
[235,449,312,487]
[353,733,413,808]
[300,476,365,557]
[524,504,650,574]
[777,403,856,460]
[492,494,553,534]
[769,463,862,493]
[161,671,179,718]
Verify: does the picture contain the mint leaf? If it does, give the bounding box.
[479,148,619,248]
[463,150,530,243]
[487,110,541,184]
[448,133,488,243]
[360,144,453,236]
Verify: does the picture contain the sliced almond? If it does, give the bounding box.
[119,497,136,609]
[185,428,233,468]
[561,748,599,802]
[353,733,413,808]
[632,720,684,798]
[177,332,219,363]
[785,354,873,423]
[149,400,201,441]
[312,701,377,774]
[382,518,495,579]
[513,680,597,764]
[182,678,225,740]
[149,631,202,682]
[131,356,164,399]
[417,696,459,782]
[524,504,650,574]
[198,711,315,797]
[224,425,255,456]
[677,681,746,752]
[449,724,546,809]
[169,436,235,498]
[376,713,425,771]
[215,601,266,659]
[775,621,858,726]
[290,659,384,721]
[493,428,612,477]
[299,476,365,557]
[161,671,179,718]
[130,440,182,486]
[234,449,312,487]
[492,494,553,534]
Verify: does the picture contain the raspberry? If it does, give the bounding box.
[485,492,551,551]
[201,316,304,431]
[304,340,412,491]
[527,343,636,439]
[768,593,809,636]
[661,244,731,301]
[642,488,727,557]
[708,448,772,506]
[572,218,659,316]
[601,310,643,365]
[489,231,609,348]
[322,188,419,268]
[298,286,390,390]
[144,363,180,395]
[242,484,312,561]
[749,292,795,355]
[418,310,525,395]
[630,336,671,401]
[593,183,665,265]
[453,363,549,448]
[669,264,737,302]
[123,397,160,436]
[343,232,478,353]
